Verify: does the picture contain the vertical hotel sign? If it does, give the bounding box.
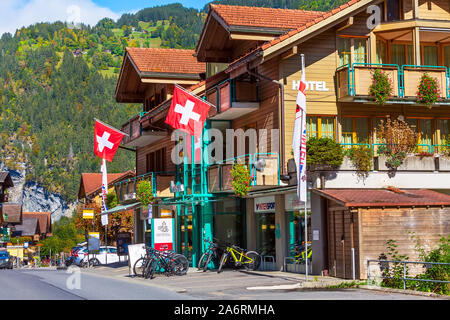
[82,209,94,219]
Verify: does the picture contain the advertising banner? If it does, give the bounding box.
[152,218,174,251]
[127,243,146,276]
[88,232,100,253]
[116,232,132,256]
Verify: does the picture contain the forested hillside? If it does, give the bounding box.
[0,1,344,201]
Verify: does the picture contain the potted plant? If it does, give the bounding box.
[306,137,344,170]
[230,163,252,197]
[416,73,440,108]
[376,119,418,171]
[136,180,155,214]
[348,144,373,179]
[369,69,393,106]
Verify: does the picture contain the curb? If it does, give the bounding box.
[359,285,449,299]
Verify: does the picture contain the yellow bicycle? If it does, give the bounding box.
[217,244,261,273]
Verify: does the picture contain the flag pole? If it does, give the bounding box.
[301,53,309,282]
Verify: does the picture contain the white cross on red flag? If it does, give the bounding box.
[94,120,125,162]
[165,85,211,138]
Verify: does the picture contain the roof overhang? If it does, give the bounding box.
[115,52,203,103]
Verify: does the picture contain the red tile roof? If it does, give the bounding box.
[210,4,325,30]
[22,212,51,234]
[126,48,205,75]
[314,189,450,207]
[79,171,135,199]
[227,0,368,69]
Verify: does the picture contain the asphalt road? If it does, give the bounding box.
[0,269,191,300]
[1,268,445,300]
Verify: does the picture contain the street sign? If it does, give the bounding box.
[83,209,94,219]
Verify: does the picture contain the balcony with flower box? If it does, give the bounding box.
[336,63,450,105]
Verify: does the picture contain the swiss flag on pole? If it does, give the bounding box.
[94,120,125,162]
[165,85,211,138]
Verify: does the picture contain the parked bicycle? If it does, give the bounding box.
[292,242,312,264]
[217,244,261,273]
[134,247,188,279]
[197,238,220,272]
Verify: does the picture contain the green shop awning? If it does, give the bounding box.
[101,202,140,215]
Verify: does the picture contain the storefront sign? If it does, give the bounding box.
[160,209,173,218]
[152,218,174,251]
[285,193,302,211]
[254,196,276,213]
[116,232,132,256]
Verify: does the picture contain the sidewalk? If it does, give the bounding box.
[78,265,447,299]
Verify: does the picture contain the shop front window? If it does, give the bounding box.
[180,211,193,264]
[213,198,244,248]
[256,212,276,257]
[306,116,336,140]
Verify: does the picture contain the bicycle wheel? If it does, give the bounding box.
[197,252,209,271]
[217,252,228,273]
[145,258,159,279]
[203,253,213,272]
[244,251,261,271]
[133,258,146,277]
[173,254,189,276]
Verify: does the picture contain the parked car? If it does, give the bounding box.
[77,246,127,267]
[0,251,13,269]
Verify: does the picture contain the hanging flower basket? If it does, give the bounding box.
[416,73,440,108]
[136,180,155,207]
[230,163,252,197]
[368,69,393,106]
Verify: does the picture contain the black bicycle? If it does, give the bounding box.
[197,238,220,272]
[134,247,188,279]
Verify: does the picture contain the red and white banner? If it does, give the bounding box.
[94,120,125,162]
[292,68,307,203]
[165,85,211,138]
[100,158,109,225]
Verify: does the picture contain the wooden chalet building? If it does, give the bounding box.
[115,0,450,278]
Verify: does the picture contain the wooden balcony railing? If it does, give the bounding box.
[115,171,175,203]
[206,78,260,119]
[208,153,280,193]
[336,63,450,103]
[120,112,167,147]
